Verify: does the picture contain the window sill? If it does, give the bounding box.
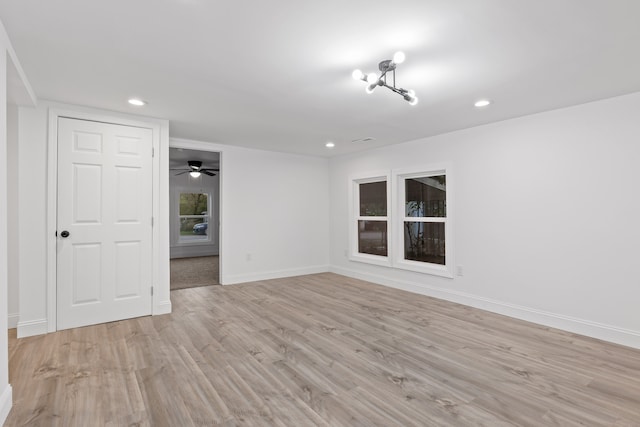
[349,252,392,268]
[394,259,454,278]
[176,239,214,247]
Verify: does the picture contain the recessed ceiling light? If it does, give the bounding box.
[128,98,147,106]
[325,142,335,148]
[474,99,491,108]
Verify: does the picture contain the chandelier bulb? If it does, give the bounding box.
[392,51,406,64]
[352,69,364,80]
[403,91,418,105]
[366,73,379,85]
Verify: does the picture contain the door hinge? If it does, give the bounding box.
[151,217,154,227]
[151,286,154,296]
[152,147,155,157]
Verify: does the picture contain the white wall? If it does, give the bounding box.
[329,91,640,349]
[170,170,220,259]
[171,139,331,285]
[16,104,48,336]
[1,16,36,423]
[7,104,18,329]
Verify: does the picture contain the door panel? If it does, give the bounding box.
[57,117,153,330]
[73,164,102,223]
[115,241,142,298]
[72,243,102,304]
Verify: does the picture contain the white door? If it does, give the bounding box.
[57,117,153,330]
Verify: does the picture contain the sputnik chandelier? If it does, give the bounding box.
[352,51,418,105]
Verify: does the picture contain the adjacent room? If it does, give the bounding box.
[1,1,640,426]
[169,148,221,290]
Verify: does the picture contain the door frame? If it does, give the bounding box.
[46,106,170,333]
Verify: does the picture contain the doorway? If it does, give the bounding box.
[169,147,220,290]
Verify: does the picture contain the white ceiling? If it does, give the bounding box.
[2,1,640,157]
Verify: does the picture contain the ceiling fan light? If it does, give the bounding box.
[189,171,201,178]
[188,160,202,170]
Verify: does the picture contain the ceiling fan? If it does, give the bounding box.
[170,161,219,177]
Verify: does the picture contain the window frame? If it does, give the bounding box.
[348,172,392,267]
[392,166,453,277]
[176,190,212,246]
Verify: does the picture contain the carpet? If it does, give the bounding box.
[170,256,219,290]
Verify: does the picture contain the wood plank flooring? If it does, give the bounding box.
[6,273,640,426]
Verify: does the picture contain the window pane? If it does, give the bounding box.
[403,221,445,265]
[360,181,387,216]
[180,193,208,216]
[180,217,208,241]
[405,175,446,217]
[358,220,387,256]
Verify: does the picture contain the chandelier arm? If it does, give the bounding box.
[379,83,408,96]
[378,68,399,90]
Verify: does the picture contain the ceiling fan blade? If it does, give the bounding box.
[174,171,189,175]
[202,170,216,176]
[201,168,220,172]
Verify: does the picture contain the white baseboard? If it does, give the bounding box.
[154,300,172,315]
[7,313,18,329]
[0,384,12,425]
[17,318,48,338]
[330,266,640,350]
[222,264,330,285]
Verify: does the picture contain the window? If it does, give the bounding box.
[395,169,452,277]
[349,174,391,266]
[178,192,210,243]
[349,167,453,277]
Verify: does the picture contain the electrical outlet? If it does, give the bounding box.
[456,265,464,276]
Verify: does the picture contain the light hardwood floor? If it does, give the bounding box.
[6,273,640,426]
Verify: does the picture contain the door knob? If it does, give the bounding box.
[60,230,70,238]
